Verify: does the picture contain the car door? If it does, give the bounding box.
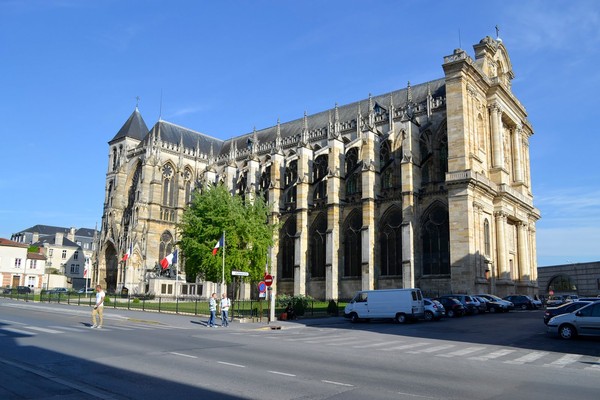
[578,303,600,336]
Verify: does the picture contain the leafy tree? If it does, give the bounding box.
[178,184,275,284]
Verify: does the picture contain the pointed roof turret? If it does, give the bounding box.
[110,108,149,143]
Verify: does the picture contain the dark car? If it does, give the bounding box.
[543,301,592,325]
[435,297,465,318]
[16,286,32,294]
[440,295,478,315]
[504,295,536,310]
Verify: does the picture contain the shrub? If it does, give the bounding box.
[276,294,313,317]
[104,296,111,304]
[132,298,140,304]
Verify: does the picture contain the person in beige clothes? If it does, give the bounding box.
[91,285,106,328]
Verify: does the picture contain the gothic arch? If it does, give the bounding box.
[103,241,118,293]
[280,217,296,279]
[343,209,362,277]
[309,213,327,278]
[379,206,402,276]
[420,202,450,276]
[547,274,578,293]
[161,162,177,208]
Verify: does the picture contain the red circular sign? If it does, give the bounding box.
[264,274,273,286]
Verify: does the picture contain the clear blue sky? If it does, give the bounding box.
[1,0,599,267]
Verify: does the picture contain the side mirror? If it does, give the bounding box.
[576,311,582,317]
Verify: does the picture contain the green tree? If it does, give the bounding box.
[178,184,275,284]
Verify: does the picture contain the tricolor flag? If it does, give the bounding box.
[122,244,132,261]
[212,235,224,256]
[160,249,178,269]
[84,257,90,278]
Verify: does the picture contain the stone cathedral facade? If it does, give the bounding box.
[97,36,540,299]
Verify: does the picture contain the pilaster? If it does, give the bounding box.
[326,136,344,300]
[361,129,377,290]
[294,146,311,295]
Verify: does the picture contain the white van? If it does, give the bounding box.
[344,288,425,323]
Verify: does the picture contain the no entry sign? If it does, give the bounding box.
[264,274,273,286]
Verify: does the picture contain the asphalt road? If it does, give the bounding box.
[1,299,599,399]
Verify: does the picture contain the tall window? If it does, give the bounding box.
[237,171,248,202]
[162,164,176,207]
[422,205,450,275]
[312,155,328,202]
[14,258,22,267]
[309,213,327,278]
[284,160,297,208]
[343,210,362,277]
[74,251,79,260]
[29,259,37,269]
[61,250,67,259]
[483,219,491,256]
[184,169,193,204]
[281,217,296,279]
[380,208,402,276]
[259,165,271,203]
[345,148,361,196]
[159,231,174,262]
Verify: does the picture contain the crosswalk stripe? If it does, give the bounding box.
[544,354,582,368]
[385,342,429,351]
[288,335,340,342]
[304,337,356,344]
[438,346,486,358]
[25,326,63,334]
[104,326,135,331]
[407,344,456,354]
[49,326,86,332]
[469,349,516,361]
[2,327,36,336]
[504,351,548,365]
[352,341,402,349]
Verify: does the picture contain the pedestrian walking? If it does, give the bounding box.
[207,292,217,327]
[220,293,231,327]
[91,285,106,328]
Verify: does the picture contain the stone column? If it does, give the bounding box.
[512,125,524,183]
[270,152,284,291]
[517,222,529,281]
[494,211,508,280]
[326,137,344,300]
[489,103,504,169]
[361,129,377,291]
[529,225,538,282]
[294,146,311,295]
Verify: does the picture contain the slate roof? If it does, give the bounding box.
[33,235,80,248]
[141,120,225,156]
[17,225,69,236]
[110,108,149,143]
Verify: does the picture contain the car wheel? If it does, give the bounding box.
[559,324,577,340]
[489,306,497,313]
[424,311,434,321]
[349,313,359,323]
[395,313,407,324]
[447,309,455,318]
[521,304,528,310]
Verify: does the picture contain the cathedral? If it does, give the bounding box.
[97,36,540,300]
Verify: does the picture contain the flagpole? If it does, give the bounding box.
[221,231,225,295]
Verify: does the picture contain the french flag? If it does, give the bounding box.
[160,249,178,269]
[122,244,132,261]
[212,235,224,256]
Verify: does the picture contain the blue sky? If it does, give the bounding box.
[1,0,599,267]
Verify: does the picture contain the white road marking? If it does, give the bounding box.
[437,346,486,358]
[218,361,245,368]
[49,326,86,332]
[397,391,438,399]
[24,326,63,334]
[104,326,135,331]
[544,354,582,368]
[169,352,197,359]
[469,349,515,361]
[1,327,36,336]
[504,351,548,365]
[584,358,600,371]
[0,319,27,325]
[321,380,353,387]
[352,341,402,349]
[385,342,429,351]
[268,370,296,377]
[407,344,456,354]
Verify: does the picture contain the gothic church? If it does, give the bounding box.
[97,36,540,299]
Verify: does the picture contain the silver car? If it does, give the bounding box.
[547,300,600,340]
[423,298,444,321]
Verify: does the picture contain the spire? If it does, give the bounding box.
[299,111,309,147]
[275,118,282,152]
[368,93,375,128]
[426,82,433,117]
[357,102,362,136]
[389,92,395,132]
[407,81,413,103]
[111,107,149,142]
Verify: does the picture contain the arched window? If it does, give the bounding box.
[484,219,491,256]
[284,160,297,208]
[343,210,362,277]
[237,171,248,202]
[548,275,578,293]
[422,205,450,275]
[477,114,485,149]
[112,147,118,171]
[184,169,193,204]
[162,164,176,207]
[123,163,142,232]
[260,165,271,203]
[159,231,174,262]
[380,208,402,276]
[345,148,361,196]
[309,213,327,278]
[280,217,296,279]
[380,140,396,190]
[312,155,328,202]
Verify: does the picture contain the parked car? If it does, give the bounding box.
[78,288,95,296]
[344,288,425,323]
[434,297,465,318]
[48,287,69,295]
[547,300,600,339]
[531,295,543,309]
[423,298,445,321]
[441,295,479,315]
[504,295,536,310]
[16,286,32,294]
[471,296,488,313]
[546,295,564,307]
[477,294,512,312]
[544,301,593,325]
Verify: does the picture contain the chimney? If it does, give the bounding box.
[68,227,76,242]
[32,232,39,243]
[55,232,64,246]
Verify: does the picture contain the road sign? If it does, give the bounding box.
[258,281,267,293]
[264,274,273,286]
[232,271,249,276]
[549,290,554,296]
